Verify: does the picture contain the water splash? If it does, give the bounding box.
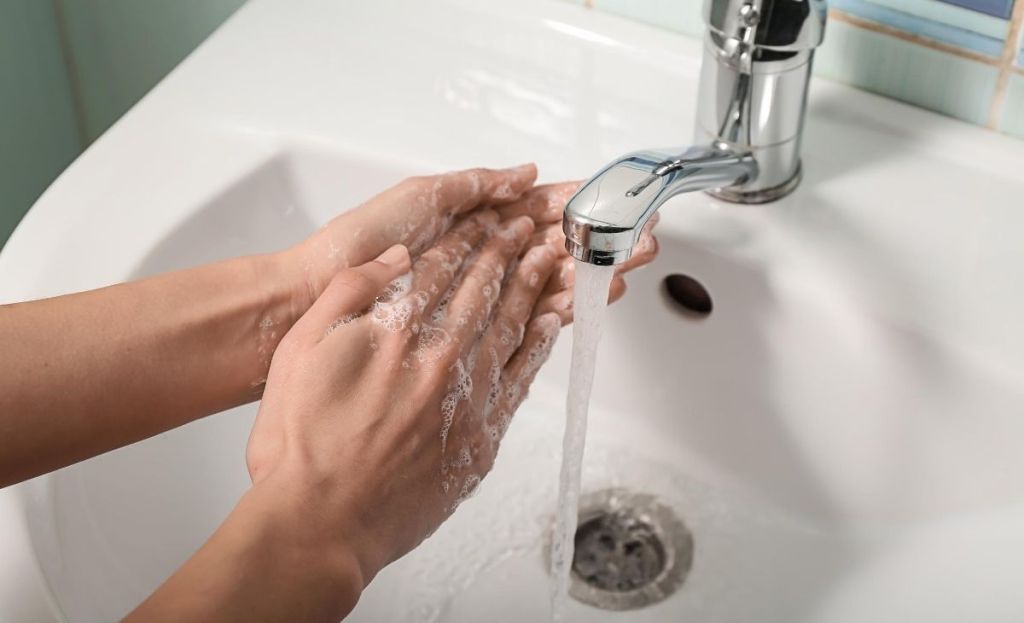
[549,260,614,619]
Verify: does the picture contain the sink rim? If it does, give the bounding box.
[2,0,1024,621]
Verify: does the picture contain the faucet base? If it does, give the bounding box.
[705,162,802,204]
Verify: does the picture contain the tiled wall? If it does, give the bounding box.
[569,0,1024,138]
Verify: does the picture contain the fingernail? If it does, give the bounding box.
[376,244,409,266]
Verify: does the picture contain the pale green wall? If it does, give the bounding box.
[0,0,81,249]
[58,0,247,142]
[0,0,246,250]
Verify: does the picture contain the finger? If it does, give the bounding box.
[615,215,660,274]
[396,164,536,256]
[484,244,559,366]
[469,244,559,425]
[431,164,538,214]
[533,276,626,326]
[527,222,568,258]
[495,181,580,224]
[608,275,628,304]
[480,313,562,452]
[546,256,575,294]
[409,209,499,319]
[443,216,534,352]
[288,244,412,346]
[309,164,538,273]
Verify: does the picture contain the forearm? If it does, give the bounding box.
[125,471,364,623]
[0,249,308,486]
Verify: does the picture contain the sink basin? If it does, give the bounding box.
[2,0,1023,621]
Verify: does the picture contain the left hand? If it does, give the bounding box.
[287,164,539,307]
[285,167,660,327]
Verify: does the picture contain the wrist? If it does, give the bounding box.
[262,246,320,319]
[276,230,351,313]
[239,474,369,617]
[248,459,387,590]
[130,473,367,623]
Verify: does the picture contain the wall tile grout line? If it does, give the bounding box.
[829,9,1002,64]
[988,0,1024,126]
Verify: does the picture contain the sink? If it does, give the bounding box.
[2,0,1023,621]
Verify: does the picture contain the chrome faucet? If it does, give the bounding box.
[563,0,827,265]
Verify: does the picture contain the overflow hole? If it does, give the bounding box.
[663,274,713,317]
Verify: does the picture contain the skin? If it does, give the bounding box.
[0,164,658,621]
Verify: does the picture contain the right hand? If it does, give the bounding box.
[247,213,563,592]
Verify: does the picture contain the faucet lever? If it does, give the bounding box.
[625,175,660,198]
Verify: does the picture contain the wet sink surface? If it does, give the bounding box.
[1,0,1024,621]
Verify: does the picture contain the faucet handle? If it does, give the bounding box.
[705,0,827,52]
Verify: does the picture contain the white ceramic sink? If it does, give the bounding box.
[2,0,1024,621]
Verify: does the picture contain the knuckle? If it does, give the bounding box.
[465,257,501,283]
[273,333,303,361]
[494,312,526,346]
[523,244,555,268]
[418,244,447,265]
[476,208,499,227]
[431,348,463,382]
[399,176,429,193]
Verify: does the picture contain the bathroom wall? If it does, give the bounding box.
[567,0,1024,137]
[1,0,1022,251]
[0,1,80,248]
[57,0,247,143]
[0,0,246,250]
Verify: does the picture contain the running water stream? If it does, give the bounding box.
[549,260,615,619]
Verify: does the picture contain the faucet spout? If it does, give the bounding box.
[562,0,827,265]
[562,145,756,265]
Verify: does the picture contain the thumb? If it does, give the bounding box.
[289,244,411,346]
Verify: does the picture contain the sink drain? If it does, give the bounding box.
[562,489,693,610]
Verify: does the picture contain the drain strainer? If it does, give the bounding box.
[561,489,693,610]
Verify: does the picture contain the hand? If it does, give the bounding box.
[287,164,539,308]
[125,169,661,623]
[247,216,564,596]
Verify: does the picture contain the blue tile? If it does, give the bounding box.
[936,0,1013,19]
[1000,74,1024,138]
[831,0,1006,56]
[867,0,1009,38]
